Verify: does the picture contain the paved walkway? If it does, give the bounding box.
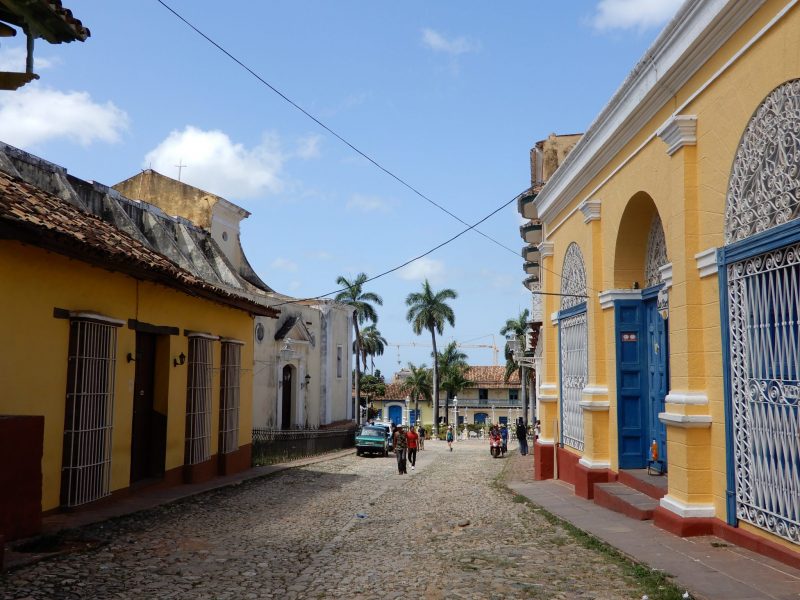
[3,440,657,599]
[505,450,800,600]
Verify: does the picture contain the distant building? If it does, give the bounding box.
[113,170,354,431]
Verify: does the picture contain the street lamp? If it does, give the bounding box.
[453,396,458,442]
[465,407,469,439]
[404,396,410,426]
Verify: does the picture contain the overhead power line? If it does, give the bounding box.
[155,0,519,257]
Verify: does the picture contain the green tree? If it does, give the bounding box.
[435,341,469,422]
[440,365,473,425]
[405,279,457,429]
[359,324,387,373]
[399,362,432,425]
[335,273,383,425]
[500,308,530,424]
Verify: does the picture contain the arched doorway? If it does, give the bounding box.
[613,194,669,470]
[720,79,800,543]
[281,365,294,430]
[474,412,488,424]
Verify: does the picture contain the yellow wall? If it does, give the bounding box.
[538,0,800,550]
[0,241,254,510]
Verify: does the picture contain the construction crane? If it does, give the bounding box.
[389,335,500,366]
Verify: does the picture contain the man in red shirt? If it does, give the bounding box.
[406,426,419,470]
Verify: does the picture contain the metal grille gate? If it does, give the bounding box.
[185,336,213,465]
[61,318,119,507]
[727,243,800,544]
[219,341,242,454]
[560,311,587,452]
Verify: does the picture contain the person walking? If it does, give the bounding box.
[446,425,454,451]
[500,424,508,456]
[406,425,419,470]
[394,426,408,474]
[418,425,425,450]
[516,417,528,456]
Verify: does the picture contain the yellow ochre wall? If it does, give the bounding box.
[538,0,800,551]
[0,241,254,511]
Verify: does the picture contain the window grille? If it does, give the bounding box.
[61,315,121,507]
[560,311,587,451]
[219,340,243,454]
[509,389,519,401]
[185,335,214,465]
[644,215,668,288]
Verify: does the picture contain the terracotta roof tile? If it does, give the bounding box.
[0,170,276,316]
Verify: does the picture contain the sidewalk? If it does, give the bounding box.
[504,451,800,600]
[3,448,355,570]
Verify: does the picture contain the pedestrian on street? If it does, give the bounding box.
[394,426,408,474]
[500,424,508,456]
[418,425,426,450]
[446,425,454,451]
[406,425,419,470]
[516,417,528,456]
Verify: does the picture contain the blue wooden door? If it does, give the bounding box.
[615,300,647,468]
[388,405,402,425]
[474,413,488,424]
[408,410,419,425]
[645,297,669,468]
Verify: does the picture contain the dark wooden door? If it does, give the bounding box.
[281,365,292,430]
[130,332,165,483]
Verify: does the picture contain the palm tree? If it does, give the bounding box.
[440,364,472,425]
[405,279,457,431]
[335,273,383,424]
[359,324,387,373]
[501,308,530,424]
[435,341,468,422]
[399,362,432,425]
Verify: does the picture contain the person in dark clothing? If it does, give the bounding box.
[516,417,528,456]
[394,426,408,474]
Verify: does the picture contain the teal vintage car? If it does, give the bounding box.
[355,426,389,456]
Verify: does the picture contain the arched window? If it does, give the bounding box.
[722,79,800,545]
[559,243,588,452]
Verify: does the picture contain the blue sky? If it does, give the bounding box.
[0,0,683,377]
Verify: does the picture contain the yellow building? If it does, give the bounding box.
[0,144,277,533]
[524,0,800,566]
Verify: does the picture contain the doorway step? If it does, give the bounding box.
[593,469,667,521]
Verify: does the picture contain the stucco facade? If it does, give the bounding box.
[525,0,800,565]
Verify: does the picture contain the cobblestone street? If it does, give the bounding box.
[2,441,651,599]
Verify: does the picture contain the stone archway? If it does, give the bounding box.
[613,193,670,470]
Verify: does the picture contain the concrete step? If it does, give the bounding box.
[594,482,658,520]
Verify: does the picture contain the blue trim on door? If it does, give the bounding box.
[721,218,800,263]
[558,301,587,320]
[641,283,663,300]
[716,250,738,526]
[615,299,648,469]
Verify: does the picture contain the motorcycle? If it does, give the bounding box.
[490,435,502,458]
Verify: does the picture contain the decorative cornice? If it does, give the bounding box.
[539,241,554,259]
[598,288,642,309]
[579,199,601,223]
[660,495,715,518]
[538,395,558,404]
[665,391,709,405]
[582,385,609,396]
[579,399,610,412]
[658,412,712,428]
[695,247,719,278]
[659,263,673,289]
[579,457,611,469]
[534,0,766,224]
[657,114,698,155]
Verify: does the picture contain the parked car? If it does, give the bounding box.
[355,426,389,456]
[370,422,393,451]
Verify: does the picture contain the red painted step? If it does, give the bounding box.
[594,482,658,520]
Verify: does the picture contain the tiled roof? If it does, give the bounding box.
[374,382,412,401]
[0,0,90,43]
[464,366,520,387]
[0,170,277,317]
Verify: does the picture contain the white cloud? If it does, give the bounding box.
[0,46,58,71]
[421,28,479,55]
[295,134,321,159]
[305,250,333,261]
[144,126,290,199]
[346,194,390,213]
[397,257,445,283]
[0,85,128,148]
[591,0,684,32]
[287,280,302,291]
[270,257,298,272]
